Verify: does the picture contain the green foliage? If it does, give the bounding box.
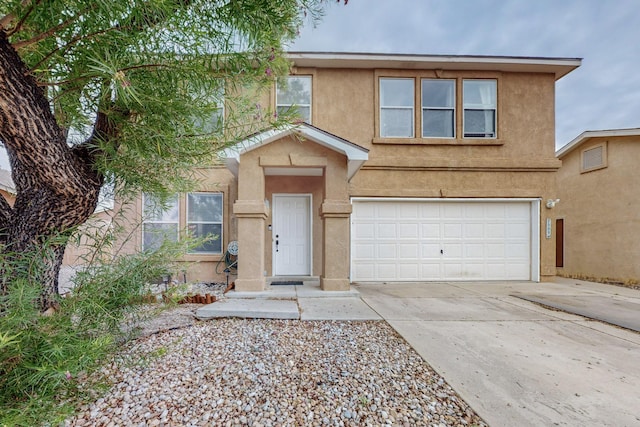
[0,0,340,424]
[0,232,194,426]
[1,0,328,199]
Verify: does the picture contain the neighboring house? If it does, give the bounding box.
[555,128,640,284]
[129,52,580,290]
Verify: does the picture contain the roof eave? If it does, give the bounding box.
[287,52,582,80]
[556,128,640,158]
[223,123,369,181]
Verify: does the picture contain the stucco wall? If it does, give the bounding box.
[556,136,640,282]
[111,166,238,284]
[286,67,561,280]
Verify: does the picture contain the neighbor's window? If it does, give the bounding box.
[380,78,415,138]
[142,194,179,251]
[463,79,497,138]
[581,143,607,172]
[276,76,312,123]
[187,193,223,254]
[422,79,455,138]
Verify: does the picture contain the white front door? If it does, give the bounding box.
[273,194,311,275]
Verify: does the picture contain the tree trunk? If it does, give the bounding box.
[0,31,103,311]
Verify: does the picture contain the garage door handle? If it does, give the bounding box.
[440,249,444,254]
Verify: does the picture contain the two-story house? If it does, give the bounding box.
[555,128,640,284]
[129,52,581,291]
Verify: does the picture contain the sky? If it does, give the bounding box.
[1,0,638,170]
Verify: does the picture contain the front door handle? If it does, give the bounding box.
[275,235,279,252]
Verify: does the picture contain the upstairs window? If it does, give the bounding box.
[276,76,312,123]
[422,79,455,138]
[187,193,223,254]
[190,82,224,135]
[142,194,179,251]
[380,78,415,138]
[463,79,497,138]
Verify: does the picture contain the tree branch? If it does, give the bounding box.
[0,0,37,33]
[12,15,77,49]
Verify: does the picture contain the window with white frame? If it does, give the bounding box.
[276,76,312,123]
[379,78,415,138]
[142,194,179,251]
[463,79,497,138]
[422,79,455,138]
[187,193,223,254]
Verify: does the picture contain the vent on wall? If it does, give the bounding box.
[581,143,607,173]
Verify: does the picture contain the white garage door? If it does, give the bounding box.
[351,200,535,281]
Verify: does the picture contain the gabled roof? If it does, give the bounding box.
[223,123,369,181]
[287,52,581,80]
[556,128,640,158]
[0,168,15,194]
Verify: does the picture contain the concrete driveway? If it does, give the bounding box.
[354,278,640,427]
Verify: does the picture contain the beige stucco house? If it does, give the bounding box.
[128,52,581,290]
[555,128,640,284]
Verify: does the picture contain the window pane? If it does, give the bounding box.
[381,108,414,137]
[188,193,222,222]
[423,110,454,137]
[277,105,310,123]
[422,80,454,108]
[189,223,222,254]
[143,223,178,251]
[143,194,179,221]
[277,76,311,105]
[380,78,414,107]
[464,110,496,137]
[463,80,496,108]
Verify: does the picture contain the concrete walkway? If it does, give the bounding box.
[196,278,640,426]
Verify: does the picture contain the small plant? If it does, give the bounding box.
[0,232,191,426]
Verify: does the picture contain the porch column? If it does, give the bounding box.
[233,200,269,291]
[320,200,352,291]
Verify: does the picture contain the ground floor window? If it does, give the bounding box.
[187,192,223,254]
[142,194,179,251]
[142,192,223,254]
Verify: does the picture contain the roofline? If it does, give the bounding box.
[287,52,582,80]
[223,123,369,181]
[556,127,640,158]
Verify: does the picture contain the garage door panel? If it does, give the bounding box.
[486,223,506,238]
[377,243,396,259]
[399,243,419,258]
[399,223,419,238]
[377,263,397,280]
[421,223,440,238]
[443,223,463,238]
[378,223,397,238]
[352,201,532,281]
[465,243,484,257]
[421,243,441,257]
[486,243,506,258]
[398,263,419,280]
[354,243,375,259]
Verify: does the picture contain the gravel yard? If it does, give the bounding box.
[66,311,487,427]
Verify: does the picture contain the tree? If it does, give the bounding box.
[0,0,334,312]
